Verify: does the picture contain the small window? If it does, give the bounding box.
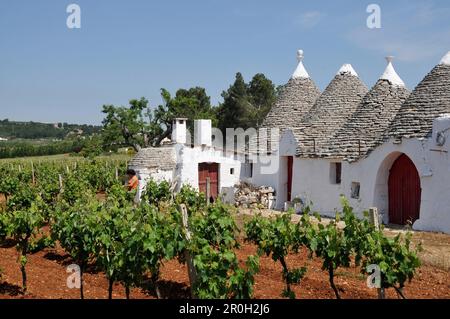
[351,182,360,199]
[230,168,235,175]
[267,132,272,155]
[330,162,342,184]
[249,162,253,178]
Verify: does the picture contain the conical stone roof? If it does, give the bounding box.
[295,64,368,157]
[250,50,321,153]
[262,77,322,128]
[322,58,410,162]
[389,52,450,139]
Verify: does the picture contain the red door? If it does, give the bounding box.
[287,156,293,202]
[198,163,219,202]
[388,154,421,225]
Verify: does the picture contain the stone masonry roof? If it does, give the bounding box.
[250,77,321,153]
[262,77,322,129]
[249,50,321,154]
[388,61,450,139]
[128,145,177,171]
[321,79,410,161]
[295,66,368,157]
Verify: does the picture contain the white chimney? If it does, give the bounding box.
[194,119,212,147]
[172,118,188,144]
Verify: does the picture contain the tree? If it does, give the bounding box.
[217,73,251,132]
[102,98,155,152]
[101,88,216,151]
[155,87,217,137]
[248,73,277,127]
[80,135,103,159]
[217,73,277,132]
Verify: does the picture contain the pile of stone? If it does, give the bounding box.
[234,182,275,209]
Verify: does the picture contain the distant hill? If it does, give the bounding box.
[0,119,101,140]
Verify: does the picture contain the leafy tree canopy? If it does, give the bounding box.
[101,88,216,151]
[217,73,276,132]
[101,73,276,152]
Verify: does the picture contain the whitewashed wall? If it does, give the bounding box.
[279,117,450,234]
[176,144,242,193]
[290,139,450,233]
[277,130,300,209]
[134,145,243,199]
[291,158,346,216]
[351,136,450,233]
[248,154,279,189]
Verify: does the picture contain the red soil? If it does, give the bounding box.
[0,241,448,299]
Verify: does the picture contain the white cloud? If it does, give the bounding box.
[346,2,450,63]
[347,26,450,63]
[294,11,324,29]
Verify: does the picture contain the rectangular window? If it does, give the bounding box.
[335,163,342,184]
[230,168,235,175]
[241,162,253,178]
[330,162,342,184]
[351,182,360,199]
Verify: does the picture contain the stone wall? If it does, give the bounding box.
[234,182,275,209]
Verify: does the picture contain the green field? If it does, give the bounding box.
[0,153,133,164]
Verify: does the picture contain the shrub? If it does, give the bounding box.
[141,179,171,206]
[361,230,421,298]
[245,211,307,299]
[5,199,45,292]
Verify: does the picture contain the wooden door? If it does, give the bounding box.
[287,156,293,202]
[198,163,219,202]
[388,154,421,225]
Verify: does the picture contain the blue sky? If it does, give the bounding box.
[0,0,449,125]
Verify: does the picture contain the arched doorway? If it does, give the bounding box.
[388,154,421,225]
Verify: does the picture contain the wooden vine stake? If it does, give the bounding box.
[180,204,198,299]
[31,161,35,185]
[206,177,211,206]
[59,174,63,193]
[369,207,385,299]
[369,207,380,230]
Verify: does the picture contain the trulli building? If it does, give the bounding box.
[129,50,450,234]
[128,118,250,202]
[263,50,450,233]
